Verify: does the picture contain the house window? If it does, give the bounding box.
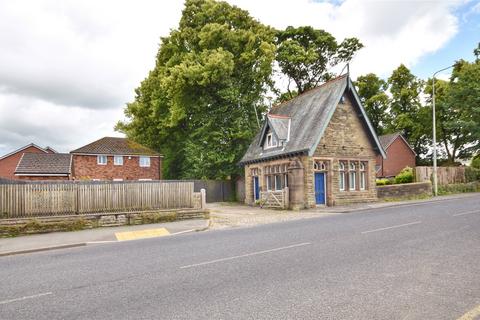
[139,156,150,167]
[265,132,277,149]
[339,161,346,191]
[349,161,357,191]
[113,178,123,182]
[139,179,152,181]
[114,156,123,166]
[314,160,327,171]
[264,164,288,191]
[97,155,107,165]
[360,162,367,190]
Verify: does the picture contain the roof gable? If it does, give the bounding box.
[240,75,386,164]
[379,132,416,155]
[0,143,48,161]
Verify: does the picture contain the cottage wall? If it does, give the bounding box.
[310,93,378,206]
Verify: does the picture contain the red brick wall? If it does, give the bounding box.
[0,146,48,180]
[376,137,416,178]
[72,154,161,181]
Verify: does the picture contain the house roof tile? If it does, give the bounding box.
[15,153,72,175]
[70,137,160,156]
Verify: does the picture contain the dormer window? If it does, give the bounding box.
[265,132,277,149]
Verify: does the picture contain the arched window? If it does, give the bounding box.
[360,162,367,190]
[349,162,357,191]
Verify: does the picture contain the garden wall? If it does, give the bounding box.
[377,182,432,199]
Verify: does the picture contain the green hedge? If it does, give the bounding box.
[394,167,414,184]
[438,182,480,195]
[465,167,480,182]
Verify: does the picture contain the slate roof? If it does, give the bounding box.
[15,153,72,175]
[266,115,290,141]
[71,137,161,156]
[240,74,386,165]
[378,132,416,154]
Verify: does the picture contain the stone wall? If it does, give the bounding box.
[377,182,432,199]
[0,209,210,237]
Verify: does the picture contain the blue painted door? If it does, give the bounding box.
[253,176,260,201]
[314,172,326,205]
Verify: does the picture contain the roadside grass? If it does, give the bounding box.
[437,182,480,196]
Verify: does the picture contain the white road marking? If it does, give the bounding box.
[0,292,53,305]
[452,210,480,217]
[180,242,311,269]
[170,229,196,235]
[361,221,422,234]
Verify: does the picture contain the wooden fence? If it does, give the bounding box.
[0,181,194,218]
[415,166,466,185]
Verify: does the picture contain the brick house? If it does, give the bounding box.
[239,74,386,208]
[0,143,57,180]
[376,132,416,178]
[15,153,72,180]
[70,137,162,181]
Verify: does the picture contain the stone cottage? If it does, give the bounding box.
[239,74,386,209]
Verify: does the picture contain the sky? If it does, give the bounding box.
[0,0,479,156]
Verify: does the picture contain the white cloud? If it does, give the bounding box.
[0,0,466,155]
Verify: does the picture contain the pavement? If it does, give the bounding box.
[0,218,209,256]
[208,192,480,229]
[1,193,480,319]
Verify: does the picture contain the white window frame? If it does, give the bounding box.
[349,162,357,191]
[138,179,152,181]
[113,178,123,182]
[360,162,366,190]
[114,156,123,166]
[97,155,107,165]
[265,132,277,149]
[139,156,151,167]
[339,161,346,191]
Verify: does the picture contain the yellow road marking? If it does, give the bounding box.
[115,228,170,241]
[458,303,480,320]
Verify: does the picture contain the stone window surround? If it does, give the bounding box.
[339,159,369,192]
[263,163,288,191]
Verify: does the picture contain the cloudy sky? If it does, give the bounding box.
[0,0,479,156]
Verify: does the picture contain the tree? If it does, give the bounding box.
[387,64,430,162]
[424,77,476,164]
[354,73,391,135]
[117,0,276,179]
[448,55,480,153]
[275,26,363,95]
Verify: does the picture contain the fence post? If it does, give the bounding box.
[200,188,206,210]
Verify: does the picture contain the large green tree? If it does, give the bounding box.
[117,0,276,179]
[387,64,430,161]
[354,73,391,135]
[275,26,363,96]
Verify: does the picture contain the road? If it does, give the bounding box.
[1,195,480,319]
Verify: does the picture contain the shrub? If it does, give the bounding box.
[471,156,480,169]
[438,182,480,195]
[465,167,480,182]
[376,178,393,186]
[394,167,414,184]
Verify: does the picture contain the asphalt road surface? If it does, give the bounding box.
[1,195,480,320]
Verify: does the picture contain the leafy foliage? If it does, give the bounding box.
[117,0,276,179]
[275,26,363,94]
[354,73,391,135]
[394,166,414,184]
[387,64,430,162]
[472,155,480,169]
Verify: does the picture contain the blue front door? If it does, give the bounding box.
[314,172,326,205]
[253,176,260,201]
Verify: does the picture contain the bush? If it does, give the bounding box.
[376,178,392,186]
[465,167,480,182]
[394,166,414,184]
[438,182,480,195]
[471,156,480,169]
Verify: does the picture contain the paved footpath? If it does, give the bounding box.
[209,193,480,229]
[0,218,209,256]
